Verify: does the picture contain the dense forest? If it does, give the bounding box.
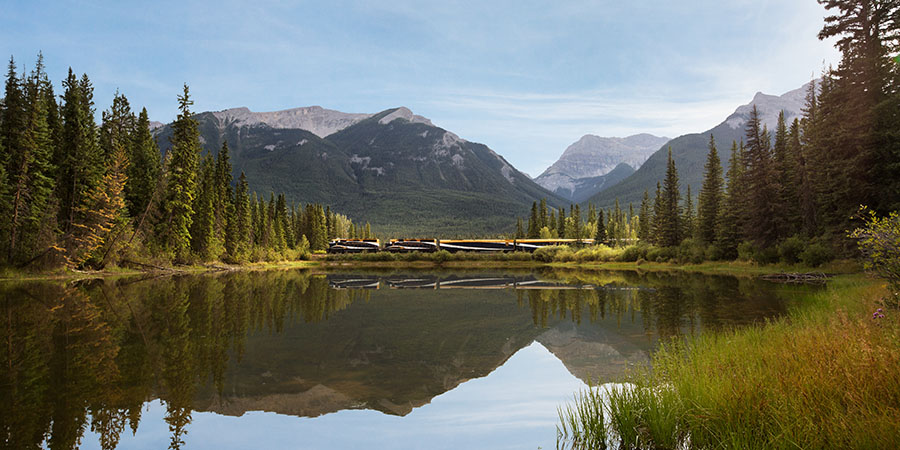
[0,59,370,269]
[522,0,900,264]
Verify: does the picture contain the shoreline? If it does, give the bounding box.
[0,257,862,282]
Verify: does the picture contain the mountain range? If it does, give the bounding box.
[534,134,669,202]
[154,106,565,236]
[583,81,812,210]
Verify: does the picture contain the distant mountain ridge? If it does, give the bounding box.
[584,81,813,210]
[535,133,669,201]
[154,105,565,235]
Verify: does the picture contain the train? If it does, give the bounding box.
[326,238,596,254]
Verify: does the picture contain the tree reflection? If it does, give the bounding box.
[0,269,793,449]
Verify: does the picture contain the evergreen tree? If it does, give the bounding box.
[682,185,695,240]
[557,207,566,238]
[190,153,217,258]
[58,69,101,231]
[528,201,539,238]
[595,210,606,243]
[652,182,663,245]
[6,56,57,262]
[99,90,135,161]
[515,217,525,239]
[126,108,161,217]
[743,106,779,247]
[657,148,682,247]
[232,172,251,255]
[159,84,201,262]
[697,135,723,245]
[717,141,744,258]
[638,190,651,241]
[572,204,582,241]
[67,144,127,267]
[539,198,548,229]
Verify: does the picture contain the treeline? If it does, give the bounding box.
[0,54,368,269]
[523,0,900,264]
[518,198,638,245]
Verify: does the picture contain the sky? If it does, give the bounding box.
[2,0,840,176]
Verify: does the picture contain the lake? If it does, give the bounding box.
[1,268,804,449]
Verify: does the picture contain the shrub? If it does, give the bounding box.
[431,250,451,264]
[533,245,573,262]
[778,235,805,264]
[753,246,780,265]
[851,207,900,299]
[737,241,755,262]
[620,244,651,262]
[704,245,723,261]
[799,242,833,267]
[574,245,623,262]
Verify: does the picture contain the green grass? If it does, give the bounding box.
[558,275,900,449]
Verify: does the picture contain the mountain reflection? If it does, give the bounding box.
[0,269,792,449]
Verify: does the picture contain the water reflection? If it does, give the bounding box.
[0,269,796,449]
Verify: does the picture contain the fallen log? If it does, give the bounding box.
[759,272,828,284]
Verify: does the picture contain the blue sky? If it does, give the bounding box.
[2,0,839,176]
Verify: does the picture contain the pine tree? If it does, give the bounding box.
[743,106,779,247]
[58,69,102,231]
[717,141,744,258]
[6,56,57,262]
[682,185,695,240]
[67,144,128,267]
[231,172,251,256]
[190,152,217,259]
[651,182,663,245]
[100,91,135,161]
[515,217,525,239]
[697,135,723,245]
[528,201,539,238]
[160,84,201,262]
[657,148,682,247]
[539,198,548,229]
[572,204,582,241]
[638,190,651,241]
[557,207,567,238]
[127,108,161,216]
[595,209,606,243]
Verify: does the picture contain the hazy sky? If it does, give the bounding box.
[2,0,840,176]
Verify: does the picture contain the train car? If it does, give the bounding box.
[326,239,381,254]
[437,239,515,252]
[513,238,595,252]
[384,239,439,253]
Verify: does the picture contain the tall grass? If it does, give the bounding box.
[559,277,900,449]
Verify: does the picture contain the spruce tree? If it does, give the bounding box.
[100,91,135,161]
[697,135,723,244]
[516,217,525,239]
[639,190,651,241]
[682,185,695,240]
[528,201,539,238]
[190,153,217,259]
[58,70,102,231]
[651,182,663,245]
[160,84,201,262]
[743,106,779,247]
[572,204,582,241]
[7,56,56,262]
[595,210,606,243]
[657,148,682,247]
[717,141,744,258]
[127,108,161,216]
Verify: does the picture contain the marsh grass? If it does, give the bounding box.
[559,276,900,449]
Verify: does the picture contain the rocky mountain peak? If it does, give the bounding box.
[377,107,434,126]
[726,81,814,132]
[209,105,372,138]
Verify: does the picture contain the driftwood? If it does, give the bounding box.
[759,272,828,284]
[121,259,173,272]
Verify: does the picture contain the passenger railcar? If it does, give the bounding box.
[513,238,594,252]
[326,239,381,254]
[384,239,439,253]
[436,239,515,253]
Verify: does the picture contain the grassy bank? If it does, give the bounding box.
[0,260,320,281]
[558,275,900,449]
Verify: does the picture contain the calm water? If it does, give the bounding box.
[1,268,804,449]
